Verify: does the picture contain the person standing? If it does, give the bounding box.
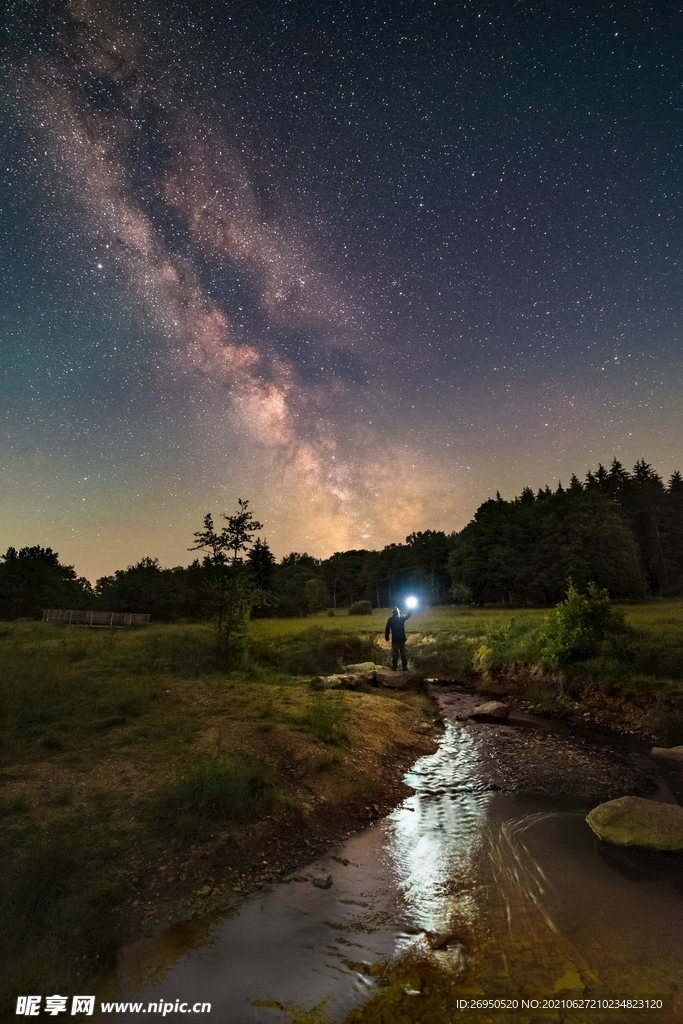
[384,606,412,671]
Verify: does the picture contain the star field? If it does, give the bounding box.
[1,1,682,580]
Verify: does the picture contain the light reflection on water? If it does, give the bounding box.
[389,723,489,935]
[108,716,683,1024]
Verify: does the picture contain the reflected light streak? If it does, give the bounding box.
[388,723,491,936]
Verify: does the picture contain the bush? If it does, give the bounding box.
[474,582,634,672]
[321,633,373,665]
[348,600,372,616]
[538,581,632,667]
[474,618,544,671]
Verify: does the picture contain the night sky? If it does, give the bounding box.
[2,1,682,581]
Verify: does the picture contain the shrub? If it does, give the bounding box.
[321,633,372,666]
[657,713,683,748]
[474,618,544,671]
[348,600,372,616]
[539,581,632,667]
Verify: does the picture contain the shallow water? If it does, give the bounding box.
[110,699,683,1023]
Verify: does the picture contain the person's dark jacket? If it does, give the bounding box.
[385,612,411,644]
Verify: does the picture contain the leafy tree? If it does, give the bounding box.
[271,553,323,616]
[95,558,193,621]
[190,500,265,666]
[304,577,328,614]
[247,537,276,592]
[0,546,93,620]
[448,486,644,604]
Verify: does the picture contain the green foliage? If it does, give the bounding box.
[539,582,633,667]
[474,618,545,671]
[449,486,645,605]
[292,694,347,745]
[0,821,124,997]
[95,558,194,621]
[249,627,373,675]
[158,756,273,823]
[304,577,329,614]
[450,582,472,605]
[0,546,93,620]
[348,600,373,615]
[268,552,323,617]
[190,501,269,667]
[475,583,635,671]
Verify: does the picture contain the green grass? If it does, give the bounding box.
[0,816,126,997]
[157,755,274,823]
[251,602,683,692]
[291,693,348,745]
[0,602,680,1004]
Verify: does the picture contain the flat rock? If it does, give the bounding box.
[651,745,683,764]
[374,670,423,689]
[586,795,683,851]
[469,700,509,722]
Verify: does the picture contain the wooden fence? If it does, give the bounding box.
[42,609,150,627]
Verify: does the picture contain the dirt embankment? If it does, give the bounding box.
[113,686,441,941]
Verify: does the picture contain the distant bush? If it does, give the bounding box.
[348,600,372,616]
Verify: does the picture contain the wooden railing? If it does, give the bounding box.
[42,609,150,627]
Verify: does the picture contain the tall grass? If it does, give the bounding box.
[248,626,375,676]
[157,756,274,823]
[0,820,124,997]
[292,694,348,745]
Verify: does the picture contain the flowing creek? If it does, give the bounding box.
[109,689,683,1023]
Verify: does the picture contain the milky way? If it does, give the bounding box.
[2,1,682,578]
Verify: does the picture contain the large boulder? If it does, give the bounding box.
[469,701,509,722]
[586,795,683,851]
[651,745,683,764]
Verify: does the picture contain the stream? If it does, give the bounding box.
[109,689,683,1023]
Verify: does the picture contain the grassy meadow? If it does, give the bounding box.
[0,600,682,1004]
[0,615,429,1004]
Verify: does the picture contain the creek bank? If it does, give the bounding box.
[428,663,683,805]
[115,687,442,944]
[435,688,660,800]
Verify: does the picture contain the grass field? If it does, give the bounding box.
[0,617,431,1005]
[0,600,681,1006]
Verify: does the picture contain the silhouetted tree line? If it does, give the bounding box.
[2,458,681,620]
[448,458,683,604]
